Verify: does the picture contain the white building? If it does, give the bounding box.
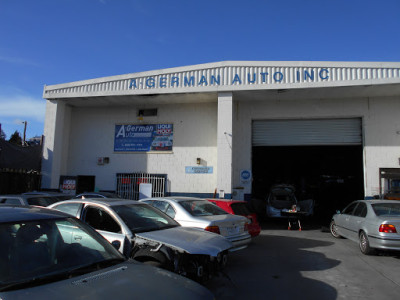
[42,61,400,212]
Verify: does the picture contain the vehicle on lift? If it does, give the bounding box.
[48,199,232,282]
[266,184,314,218]
[330,200,400,255]
[0,205,213,299]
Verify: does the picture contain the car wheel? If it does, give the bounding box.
[132,250,171,270]
[359,231,375,255]
[330,220,342,238]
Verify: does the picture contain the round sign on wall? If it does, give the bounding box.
[240,169,252,184]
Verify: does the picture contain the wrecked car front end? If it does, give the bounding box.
[132,227,232,281]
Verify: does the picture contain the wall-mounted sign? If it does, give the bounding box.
[240,169,252,185]
[114,124,173,152]
[185,166,213,174]
[59,176,77,195]
[129,69,331,90]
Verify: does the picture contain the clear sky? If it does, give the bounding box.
[1,0,399,140]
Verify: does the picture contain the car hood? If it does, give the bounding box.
[0,261,213,300]
[135,226,232,256]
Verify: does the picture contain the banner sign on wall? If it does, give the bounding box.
[114,124,173,152]
[185,166,213,174]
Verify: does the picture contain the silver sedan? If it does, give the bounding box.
[330,200,400,254]
[140,197,252,251]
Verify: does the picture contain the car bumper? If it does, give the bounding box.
[226,233,252,252]
[369,235,400,251]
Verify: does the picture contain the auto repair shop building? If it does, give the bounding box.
[42,61,400,210]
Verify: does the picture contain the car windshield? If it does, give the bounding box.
[269,187,297,209]
[180,200,229,216]
[372,203,400,217]
[113,204,179,233]
[0,217,125,291]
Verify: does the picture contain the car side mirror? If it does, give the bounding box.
[336,210,341,214]
[111,240,121,250]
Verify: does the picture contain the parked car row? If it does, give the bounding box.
[0,194,261,298]
[48,198,232,282]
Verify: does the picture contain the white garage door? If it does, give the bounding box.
[252,118,362,146]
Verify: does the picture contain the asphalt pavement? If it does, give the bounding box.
[204,220,400,300]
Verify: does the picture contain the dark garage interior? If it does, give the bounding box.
[252,145,364,225]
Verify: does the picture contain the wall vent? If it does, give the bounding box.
[138,108,157,117]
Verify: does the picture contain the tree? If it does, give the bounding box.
[0,129,6,140]
[9,130,22,145]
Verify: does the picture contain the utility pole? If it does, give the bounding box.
[22,121,27,146]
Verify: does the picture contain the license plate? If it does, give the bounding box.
[226,226,240,235]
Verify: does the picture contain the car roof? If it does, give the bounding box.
[77,191,118,196]
[0,205,69,223]
[0,194,56,199]
[23,191,66,195]
[54,198,141,207]
[358,199,400,205]
[147,197,209,202]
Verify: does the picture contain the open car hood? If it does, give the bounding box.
[135,226,232,257]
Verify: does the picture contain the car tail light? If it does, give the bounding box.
[246,216,253,224]
[379,224,397,233]
[205,225,220,234]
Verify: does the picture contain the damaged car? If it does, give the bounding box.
[48,199,232,281]
[266,184,314,218]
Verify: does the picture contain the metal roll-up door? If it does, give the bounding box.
[252,118,362,146]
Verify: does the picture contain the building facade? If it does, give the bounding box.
[42,61,400,208]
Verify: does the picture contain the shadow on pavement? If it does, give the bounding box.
[205,232,340,300]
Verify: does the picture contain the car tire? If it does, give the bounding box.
[330,220,342,238]
[359,231,375,255]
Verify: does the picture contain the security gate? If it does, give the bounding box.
[252,118,362,146]
[116,173,167,200]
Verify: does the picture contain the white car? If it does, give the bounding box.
[140,197,252,251]
[49,199,232,281]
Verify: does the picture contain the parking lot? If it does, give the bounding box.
[205,221,400,299]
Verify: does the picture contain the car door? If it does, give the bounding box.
[81,205,128,255]
[347,202,367,240]
[336,202,359,239]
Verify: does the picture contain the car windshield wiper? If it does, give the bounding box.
[0,258,126,292]
[67,257,126,275]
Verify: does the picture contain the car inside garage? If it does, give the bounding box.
[251,118,365,224]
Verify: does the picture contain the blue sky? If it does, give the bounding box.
[1,0,399,140]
